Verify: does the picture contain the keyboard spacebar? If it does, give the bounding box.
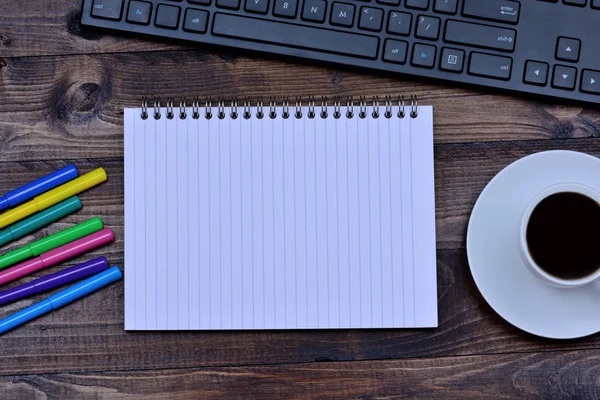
[212,13,379,60]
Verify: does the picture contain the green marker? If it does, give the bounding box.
[0,196,82,248]
[0,217,104,270]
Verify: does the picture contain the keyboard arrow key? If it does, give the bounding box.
[581,70,600,95]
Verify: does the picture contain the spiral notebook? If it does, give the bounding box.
[124,97,437,330]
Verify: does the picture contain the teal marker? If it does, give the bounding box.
[0,197,82,247]
[0,266,122,335]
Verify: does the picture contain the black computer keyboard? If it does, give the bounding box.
[81,0,600,105]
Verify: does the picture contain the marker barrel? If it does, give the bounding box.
[0,266,122,334]
[0,197,82,247]
[0,257,109,306]
[0,168,107,230]
[0,165,78,212]
[0,217,104,270]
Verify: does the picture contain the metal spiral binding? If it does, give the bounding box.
[307,97,315,119]
[295,97,302,119]
[346,96,354,119]
[320,97,328,119]
[217,98,226,119]
[282,98,290,119]
[384,96,392,119]
[256,98,264,119]
[333,98,341,119]
[192,97,200,119]
[269,97,277,119]
[205,98,212,119]
[410,95,418,118]
[372,96,380,119]
[153,97,161,120]
[359,96,367,119]
[179,97,187,119]
[166,99,174,120]
[230,98,238,119]
[141,97,148,120]
[243,98,251,119]
[142,95,419,120]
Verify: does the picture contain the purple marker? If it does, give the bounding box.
[0,256,108,306]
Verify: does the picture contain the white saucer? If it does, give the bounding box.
[467,150,600,339]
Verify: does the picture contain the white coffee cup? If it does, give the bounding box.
[519,183,600,288]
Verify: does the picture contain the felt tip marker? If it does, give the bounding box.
[0,165,78,212]
[0,217,104,270]
[0,228,114,287]
[0,196,82,248]
[0,266,122,335]
[0,256,109,306]
[0,168,107,230]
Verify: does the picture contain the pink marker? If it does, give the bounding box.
[0,228,114,287]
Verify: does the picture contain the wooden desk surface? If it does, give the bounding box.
[1,1,600,398]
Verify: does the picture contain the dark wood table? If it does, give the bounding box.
[1,1,600,398]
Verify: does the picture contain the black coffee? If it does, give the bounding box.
[526,192,600,280]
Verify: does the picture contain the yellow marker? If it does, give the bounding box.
[0,168,107,229]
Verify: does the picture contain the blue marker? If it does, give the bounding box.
[0,165,79,212]
[0,266,122,335]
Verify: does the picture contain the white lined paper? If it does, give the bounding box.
[124,105,437,330]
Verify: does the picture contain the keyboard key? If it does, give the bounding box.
[302,0,327,22]
[468,52,512,80]
[411,43,436,68]
[415,15,440,40]
[377,0,400,5]
[556,37,581,62]
[552,65,577,90]
[155,4,180,28]
[212,13,379,59]
[445,20,516,52]
[563,0,586,5]
[273,0,298,17]
[91,0,123,20]
[387,11,411,36]
[183,8,209,32]
[433,0,457,14]
[405,0,429,10]
[462,0,520,24]
[330,2,355,27]
[245,0,269,14]
[127,0,152,24]
[217,0,240,9]
[383,39,408,64]
[189,0,211,4]
[523,61,549,86]
[440,47,464,72]
[581,70,600,94]
[593,0,600,8]
[359,7,384,31]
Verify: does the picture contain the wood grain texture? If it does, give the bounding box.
[0,140,600,375]
[1,50,599,163]
[3,0,600,393]
[0,0,181,58]
[3,350,600,399]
